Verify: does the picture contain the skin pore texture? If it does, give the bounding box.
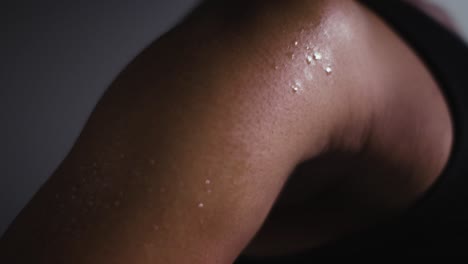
[0,0,453,262]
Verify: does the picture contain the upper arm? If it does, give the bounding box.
[1,1,374,263]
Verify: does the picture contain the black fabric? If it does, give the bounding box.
[236,0,468,261]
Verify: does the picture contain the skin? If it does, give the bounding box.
[0,0,453,262]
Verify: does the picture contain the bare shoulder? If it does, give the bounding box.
[242,0,454,257]
[1,1,453,262]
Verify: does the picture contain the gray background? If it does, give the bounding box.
[1,0,467,236]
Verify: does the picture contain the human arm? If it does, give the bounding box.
[1,1,390,263]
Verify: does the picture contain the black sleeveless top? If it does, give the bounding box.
[236,0,468,260]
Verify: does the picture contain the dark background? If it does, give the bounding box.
[1,0,466,236]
